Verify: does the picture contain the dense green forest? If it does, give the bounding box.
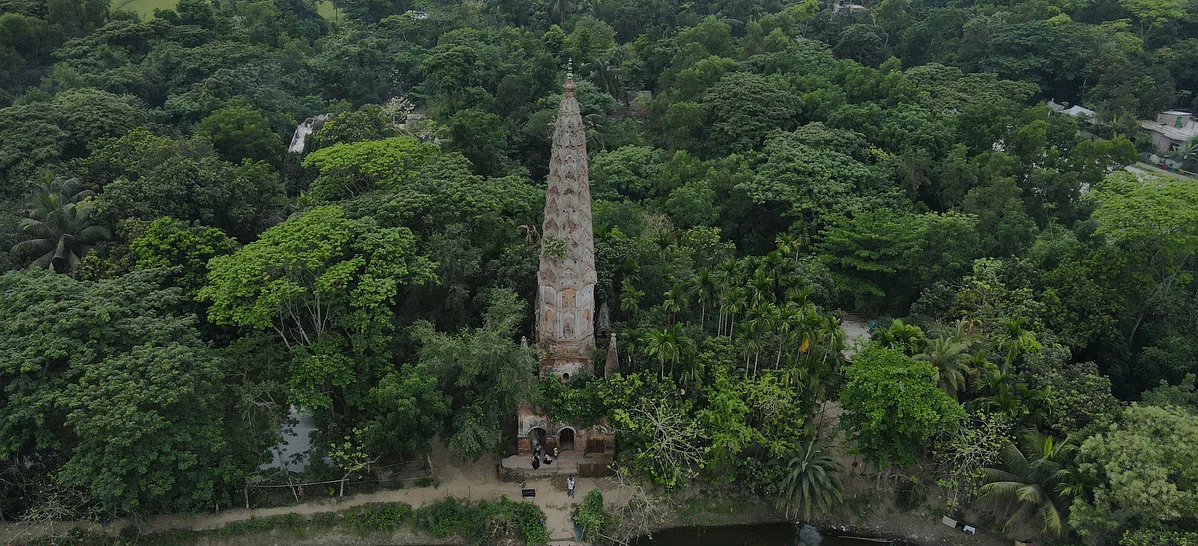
[2,0,1198,544]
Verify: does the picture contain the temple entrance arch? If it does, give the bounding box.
[558,427,576,451]
[529,427,548,451]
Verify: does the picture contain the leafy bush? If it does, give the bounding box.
[575,489,615,540]
[344,502,412,535]
[310,511,341,529]
[1121,529,1198,546]
[414,497,471,537]
[216,513,307,537]
[734,456,788,497]
[539,374,606,426]
[412,496,547,546]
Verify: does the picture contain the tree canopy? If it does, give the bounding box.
[0,0,1195,539]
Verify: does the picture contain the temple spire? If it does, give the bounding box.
[536,69,596,369]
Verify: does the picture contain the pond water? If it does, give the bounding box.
[633,522,907,546]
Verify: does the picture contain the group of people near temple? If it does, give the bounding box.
[531,442,558,469]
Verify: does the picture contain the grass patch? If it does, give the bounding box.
[316,1,341,23]
[113,0,341,23]
[674,489,773,526]
[112,0,179,19]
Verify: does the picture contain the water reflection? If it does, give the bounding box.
[632,522,903,546]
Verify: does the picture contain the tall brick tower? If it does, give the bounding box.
[535,75,596,377]
[511,74,613,463]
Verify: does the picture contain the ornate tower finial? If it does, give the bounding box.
[567,56,574,81]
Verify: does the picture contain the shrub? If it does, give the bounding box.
[412,496,547,546]
[344,502,413,535]
[414,497,470,537]
[310,511,341,529]
[576,489,614,540]
[217,513,307,537]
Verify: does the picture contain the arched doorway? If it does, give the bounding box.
[559,427,576,451]
[529,427,548,452]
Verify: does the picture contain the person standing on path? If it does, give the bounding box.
[567,476,575,497]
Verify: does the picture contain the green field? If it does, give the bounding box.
[111,0,178,19]
[316,1,341,22]
[113,0,340,21]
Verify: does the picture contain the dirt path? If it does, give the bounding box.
[0,441,629,545]
[840,314,871,358]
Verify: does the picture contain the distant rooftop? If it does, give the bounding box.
[1062,105,1097,118]
[1046,100,1101,123]
[1141,119,1198,142]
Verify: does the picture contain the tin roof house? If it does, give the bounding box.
[1141,110,1198,154]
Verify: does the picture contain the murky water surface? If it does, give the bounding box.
[632,522,908,546]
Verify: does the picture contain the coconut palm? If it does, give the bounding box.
[12,175,110,277]
[977,430,1075,538]
[914,327,974,399]
[780,439,844,520]
[582,48,624,95]
[583,112,606,151]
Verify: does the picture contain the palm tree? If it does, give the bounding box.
[662,283,684,325]
[774,232,806,262]
[874,319,926,355]
[643,328,678,379]
[760,251,785,293]
[773,304,797,369]
[696,267,714,332]
[619,278,644,318]
[722,287,748,342]
[714,259,740,336]
[780,439,844,520]
[977,431,1075,539]
[12,174,110,277]
[914,327,974,400]
[544,0,580,23]
[810,314,845,399]
[582,47,624,95]
[993,318,1040,370]
[583,112,606,151]
[739,318,765,376]
[619,325,641,371]
[748,269,774,310]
